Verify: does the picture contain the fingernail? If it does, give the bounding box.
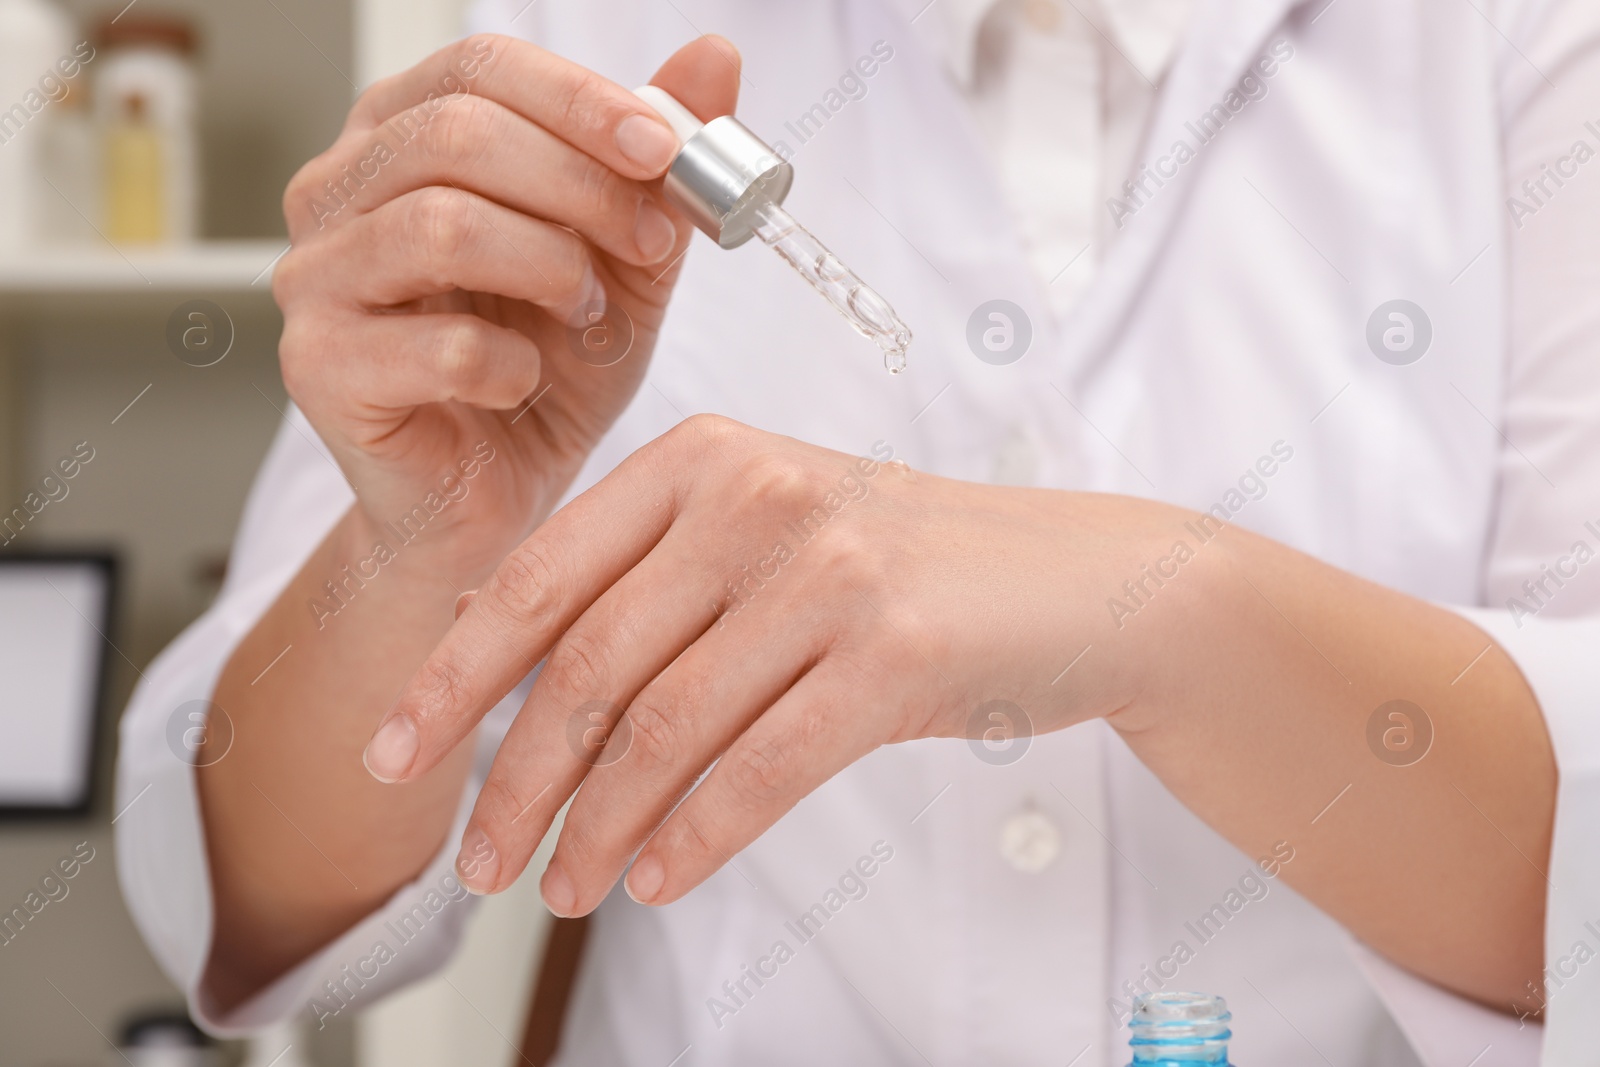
[455,826,499,894]
[454,590,477,619]
[362,713,419,783]
[625,853,664,904]
[634,200,676,263]
[541,860,577,917]
[615,113,678,172]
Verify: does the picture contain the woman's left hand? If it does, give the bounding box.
[369,414,1196,911]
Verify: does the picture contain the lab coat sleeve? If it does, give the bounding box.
[1348,609,1600,1067]
[1351,1,1600,1063]
[112,404,521,1036]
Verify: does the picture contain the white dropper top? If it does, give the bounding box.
[633,85,703,147]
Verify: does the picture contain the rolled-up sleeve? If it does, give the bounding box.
[112,405,521,1035]
[1351,0,1600,1062]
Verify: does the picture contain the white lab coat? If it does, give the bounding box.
[115,0,1600,1063]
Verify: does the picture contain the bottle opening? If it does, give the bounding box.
[1128,991,1231,1065]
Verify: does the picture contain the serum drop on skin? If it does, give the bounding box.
[1127,991,1234,1066]
[634,85,913,375]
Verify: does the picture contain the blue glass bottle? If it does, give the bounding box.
[1127,991,1233,1066]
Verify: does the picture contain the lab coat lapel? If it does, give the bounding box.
[1060,0,1319,388]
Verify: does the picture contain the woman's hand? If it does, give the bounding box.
[368,415,1186,910]
[272,34,739,583]
[366,416,1554,1012]
[194,37,744,1010]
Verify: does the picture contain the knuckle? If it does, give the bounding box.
[409,188,479,281]
[550,69,614,141]
[667,413,743,460]
[435,319,491,389]
[431,93,500,168]
[537,227,589,300]
[726,736,791,809]
[351,71,404,122]
[276,316,327,406]
[545,629,612,700]
[494,541,559,620]
[669,807,720,861]
[270,245,310,308]
[687,411,739,442]
[818,523,873,574]
[624,692,685,767]
[571,152,624,221]
[282,160,318,222]
[472,774,522,830]
[744,453,815,510]
[407,657,470,727]
[556,808,606,870]
[455,33,503,70]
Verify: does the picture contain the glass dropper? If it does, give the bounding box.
[633,85,913,374]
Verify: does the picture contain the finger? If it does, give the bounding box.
[366,427,708,784]
[625,665,880,907]
[296,94,682,267]
[534,590,825,914]
[346,36,680,180]
[648,35,742,121]
[282,310,541,416]
[278,187,603,318]
[347,35,740,183]
[446,526,726,896]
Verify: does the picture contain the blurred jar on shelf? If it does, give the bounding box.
[0,0,80,253]
[38,75,100,244]
[95,13,199,245]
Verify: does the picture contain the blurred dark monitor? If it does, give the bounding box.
[0,553,114,816]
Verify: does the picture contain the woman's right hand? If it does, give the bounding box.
[272,33,740,583]
[190,38,738,1009]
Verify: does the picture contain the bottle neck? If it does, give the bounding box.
[1128,992,1231,1066]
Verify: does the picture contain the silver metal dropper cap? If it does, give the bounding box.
[634,85,793,249]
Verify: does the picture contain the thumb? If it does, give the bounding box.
[648,34,741,122]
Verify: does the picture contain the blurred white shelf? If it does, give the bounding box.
[0,240,288,296]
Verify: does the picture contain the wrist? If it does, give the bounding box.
[1092,497,1234,737]
[338,503,511,593]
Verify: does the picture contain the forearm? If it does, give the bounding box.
[1109,521,1555,1013]
[198,506,485,1011]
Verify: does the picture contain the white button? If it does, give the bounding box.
[1024,0,1062,32]
[999,808,1061,873]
